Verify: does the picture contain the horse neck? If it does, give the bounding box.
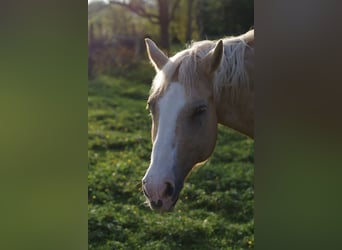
[216,89,254,138]
[215,40,254,138]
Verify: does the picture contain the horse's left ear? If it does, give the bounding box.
[145,38,169,72]
[201,40,223,75]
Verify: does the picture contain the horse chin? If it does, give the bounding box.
[168,195,180,210]
[147,196,179,212]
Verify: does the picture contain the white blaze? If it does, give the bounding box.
[143,82,186,199]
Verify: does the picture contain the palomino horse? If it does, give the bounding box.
[142,30,254,211]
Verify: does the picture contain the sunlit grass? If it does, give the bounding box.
[88,72,254,249]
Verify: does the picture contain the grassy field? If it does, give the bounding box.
[88,72,254,249]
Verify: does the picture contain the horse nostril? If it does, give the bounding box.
[164,182,174,198]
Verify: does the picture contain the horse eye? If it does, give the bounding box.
[193,105,207,117]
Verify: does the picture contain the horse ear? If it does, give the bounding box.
[145,38,169,71]
[201,40,223,75]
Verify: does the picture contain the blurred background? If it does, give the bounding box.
[88,0,254,249]
[88,0,253,79]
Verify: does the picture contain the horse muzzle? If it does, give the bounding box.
[142,178,183,212]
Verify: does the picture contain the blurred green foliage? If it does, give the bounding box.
[88,69,254,249]
[88,0,254,78]
[198,0,254,38]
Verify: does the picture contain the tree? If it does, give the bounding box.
[196,0,254,39]
[185,0,194,43]
[108,0,180,51]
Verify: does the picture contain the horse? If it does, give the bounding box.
[142,30,254,211]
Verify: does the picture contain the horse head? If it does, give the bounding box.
[142,38,224,211]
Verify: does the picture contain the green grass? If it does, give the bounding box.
[88,74,254,249]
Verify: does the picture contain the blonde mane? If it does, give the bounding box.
[149,30,254,104]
